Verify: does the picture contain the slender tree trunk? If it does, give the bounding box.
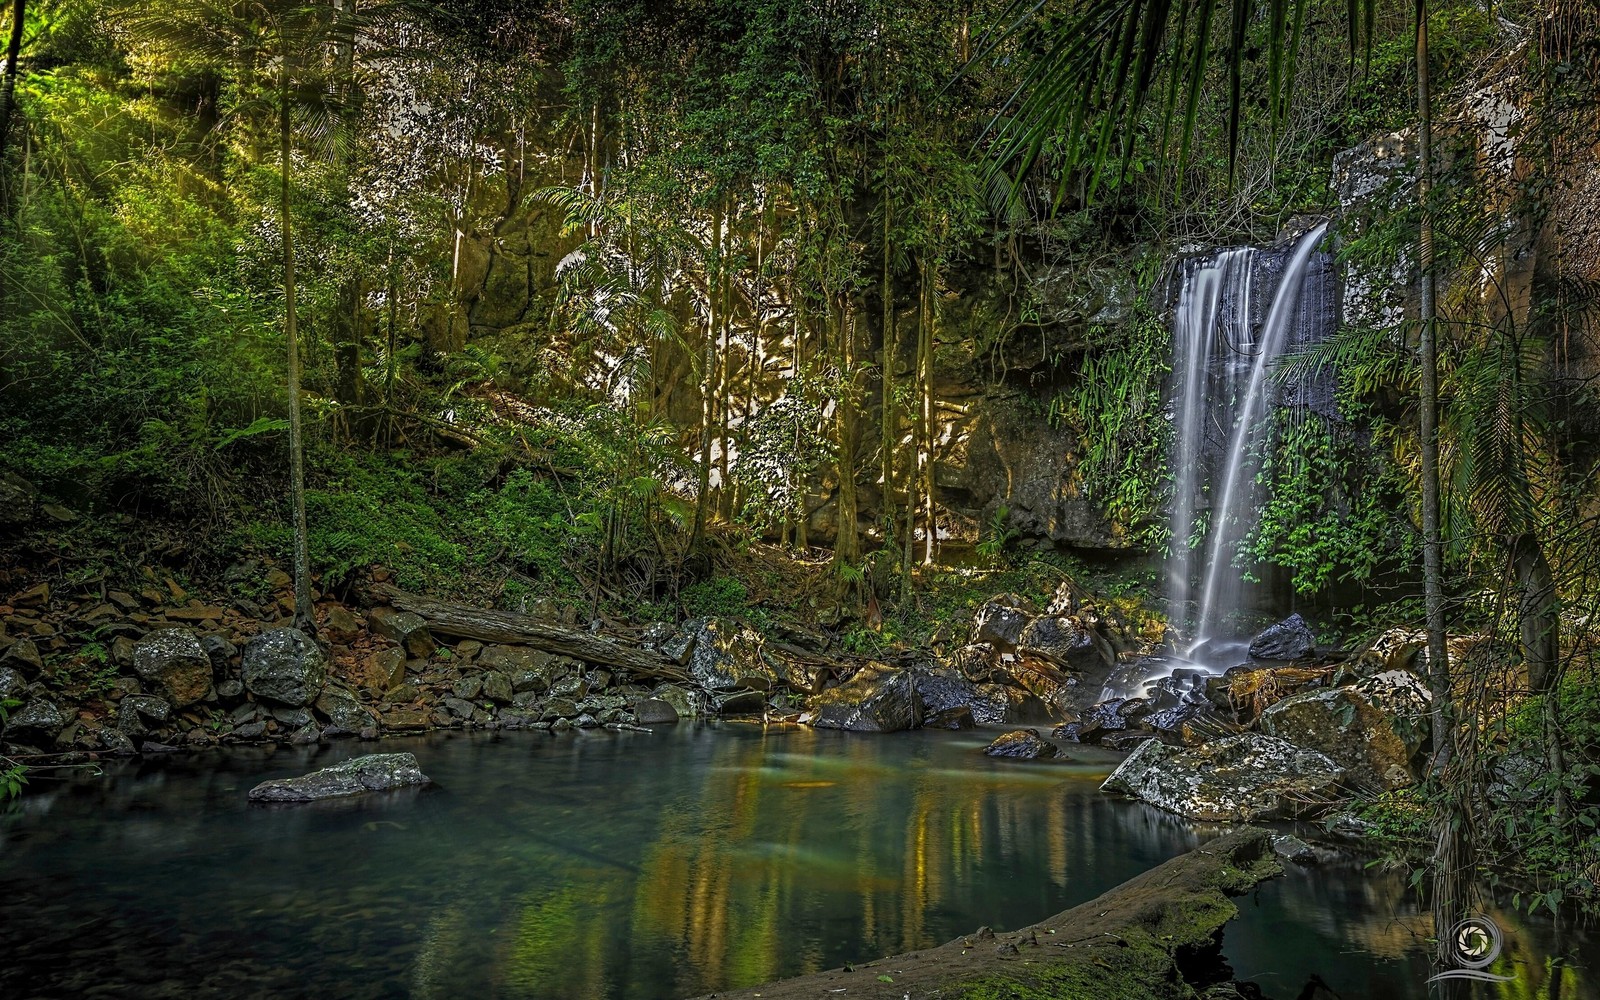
[281,45,315,637]
[1416,0,1467,971]
[717,209,734,521]
[689,207,722,551]
[834,298,861,569]
[880,183,896,540]
[1513,531,1565,818]
[0,0,25,169]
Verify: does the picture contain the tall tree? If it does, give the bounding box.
[0,0,23,166]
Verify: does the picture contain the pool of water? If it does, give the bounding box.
[1,724,1592,999]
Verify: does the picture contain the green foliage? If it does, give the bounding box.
[680,577,750,618]
[1242,411,1416,594]
[1052,302,1170,545]
[0,701,25,801]
[975,506,1020,567]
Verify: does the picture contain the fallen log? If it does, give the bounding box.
[373,586,691,683]
[689,826,1280,1000]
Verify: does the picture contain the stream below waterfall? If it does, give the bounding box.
[2,725,1591,999]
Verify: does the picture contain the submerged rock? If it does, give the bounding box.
[247,752,431,802]
[983,729,1063,759]
[1101,733,1342,821]
[802,664,921,732]
[1248,613,1317,661]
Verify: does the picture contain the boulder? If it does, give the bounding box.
[1017,615,1110,671]
[970,595,1037,649]
[996,653,1080,716]
[801,665,921,733]
[4,698,67,744]
[247,753,431,802]
[649,683,709,720]
[199,634,238,675]
[479,646,568,693]
[132,630,213,708]
[926,706,975,730]
[240,628,329,707]
[0,638,43,676]
[1346,627,1428,678]
[713,689,767,715]
[633,697,680,725]
[911,664,978,716]
[675,619,781,692]
[0,471,37,526]
[1248,613,1317,661]
[1259,674,1429,791]
[0,665,24,702]
[1100,733,1343,821]
[969,683,1052,725]
[983,729,1063,759]
[315,686,376,732]
[323,605,363,642]
[98,727,137,755]
[117,694,172,738]
[481,671,514,704]
[366,607,436,658]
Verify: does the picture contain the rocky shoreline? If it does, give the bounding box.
[2,562,1487,835]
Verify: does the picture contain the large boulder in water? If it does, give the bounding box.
[668,618,781,692]
[1101,733,1342,821]
[983,729,1063,759]
[910,664,978,716]
[241,628,328,707]
[1248,613,1317,661]
[132,629,213,708]
[247,753,431,802]
[801,664,921,733]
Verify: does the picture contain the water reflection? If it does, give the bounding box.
[0,725,1591,999]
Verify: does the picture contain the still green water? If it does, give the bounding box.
[0,724,1591,999]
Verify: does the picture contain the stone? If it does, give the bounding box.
[132,630,213,708]
[479,646,566,692]
[1271,834,1318,865]
[272,705,313,728]
[247,753,431,802]
[140,741,179,754]
[15,582,49,607]
[99,727,137,755]
[970,595,1038,648]
[801,665,921,733]
[1017,615,1109,670]
[1248,613,1317,661]
[323,605,363,642]
[361,648,408,693]
[1100,733,1343,822]
[120,694,171,730]
[951,643,1000,682]
[290,723,321,745]
[0,666,23,702]
[1102,731,1158,752]
[231,722,268,741]
[380,707,431,731]
[455,640,483,660]
[649,683,708,720]
[1259,677,1427,791]
[442,697,478,719]
[911,665,977,716]
[200,634,237,674]
[925,706,975,730]
[633,698,679,725]
[366,607,436,658]
[452,674,483,700]
[983,729,1062,759]
[216,679,244,699]
[315,686,376,732]
[1347,627,1427,678]
[676,618,781,691]
[111,635,137,667]
[5,698,67,743]
[714,689,767,715]
[969,683,1051,726]
[481,671,514,704]
[1,637,44,676]
[541,697,579,720]
[240,628,329,706]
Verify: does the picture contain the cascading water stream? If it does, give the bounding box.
[1187,220,1330,651]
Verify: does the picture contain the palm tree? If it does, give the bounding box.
[975,0,1462,962]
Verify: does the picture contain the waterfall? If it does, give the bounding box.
[1166,221,1333,656]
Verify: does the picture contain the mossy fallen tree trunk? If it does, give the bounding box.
[692,827,1279,1000]
[373,586,692,682]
